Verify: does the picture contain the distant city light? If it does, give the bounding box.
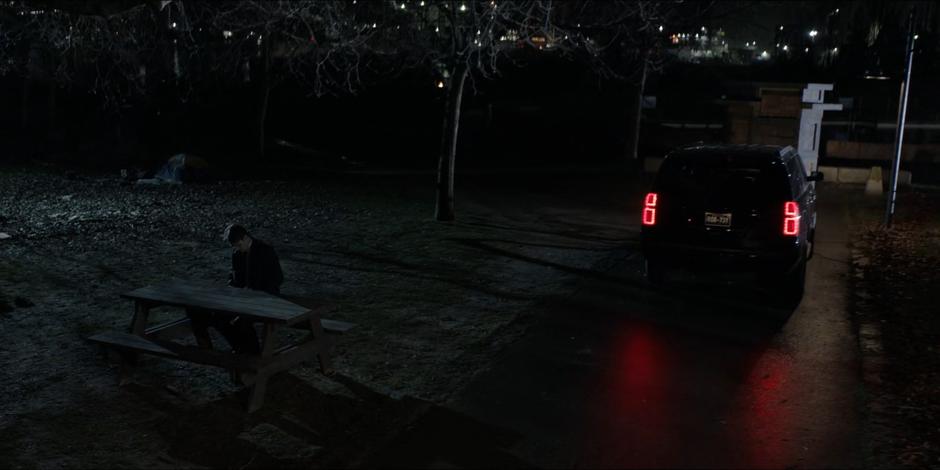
[760,50,770,59]
[222,30,233,39]
[779,26,784,31]
[372,23,377,28]
[914,34,920,40]
[809,30,818,37]
[835,8,839,13]
[805,47,809,52]
[400,3,405,9]
[833,47,839,52]
[658,25,663,32]
[435,26,439,32]
[436,80,444,89]
[783,45,789,51]
[701,26,706,32]
[420,0,425,5]
[459,3,467,11]
[171,22,177,28]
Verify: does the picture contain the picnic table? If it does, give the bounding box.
[88,280,353,412]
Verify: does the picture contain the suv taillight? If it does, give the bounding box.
[643,192,658,226]
[783,201,800,236]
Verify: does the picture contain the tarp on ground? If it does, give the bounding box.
[154,154,209,183]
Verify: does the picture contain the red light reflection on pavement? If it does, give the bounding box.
[579,323,674,467]
[732,351,795,468]
[577,322,798,468]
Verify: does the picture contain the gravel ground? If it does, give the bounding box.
[851,187,940,469]
[0,165,640,468]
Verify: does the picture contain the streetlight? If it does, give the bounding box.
[809,29,818,38]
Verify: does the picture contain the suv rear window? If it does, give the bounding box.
[655,153,791,203]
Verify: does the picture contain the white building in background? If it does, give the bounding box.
[798,83,842,174]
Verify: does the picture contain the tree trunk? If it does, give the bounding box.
[47,81,57,132]
[256,37,272,159]
[625,51,650,166]
[21,77,31,132]
[434,63,469,222]
[257,84,271,159]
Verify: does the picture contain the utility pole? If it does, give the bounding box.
[884,8,917,227]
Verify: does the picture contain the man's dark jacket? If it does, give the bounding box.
[229,238,283,295]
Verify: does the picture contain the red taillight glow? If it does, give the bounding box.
[783,201,800,236]
[643,192,658,226]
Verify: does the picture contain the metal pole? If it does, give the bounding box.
[884,8,917,227]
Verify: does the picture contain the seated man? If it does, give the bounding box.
[187,224,284,355]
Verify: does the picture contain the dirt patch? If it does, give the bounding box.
[0,166,641,467]
[852,187,940,469]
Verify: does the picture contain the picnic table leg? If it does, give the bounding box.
[246,323,276,413]
[129,300,151,336]
[118,300,152,384]
[308,314,335,376]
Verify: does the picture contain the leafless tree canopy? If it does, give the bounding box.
[369,0,577,79]
[567,0,715,83]
[0,1,380,106]
[0,1,162,107]
[0,0,713,104]
[184,1,375,96]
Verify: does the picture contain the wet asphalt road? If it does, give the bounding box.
[370,184,862,468]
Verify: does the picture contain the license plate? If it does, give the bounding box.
[704,212,732,227]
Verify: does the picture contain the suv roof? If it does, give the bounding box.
[671,144,796,161]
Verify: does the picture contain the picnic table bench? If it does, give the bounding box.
[88,280,354,412]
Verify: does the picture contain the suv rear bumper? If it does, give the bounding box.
[642,240,802,275]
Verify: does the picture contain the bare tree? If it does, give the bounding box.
[569,1,714,164]
[0,1,373,158]
[372,0,577,221]
[177,1,375,158]
[0,2,162,120]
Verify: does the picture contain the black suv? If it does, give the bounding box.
[640,144,823,303]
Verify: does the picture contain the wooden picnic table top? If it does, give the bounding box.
[121,280,314,324]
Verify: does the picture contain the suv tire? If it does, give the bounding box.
[781,255,807,306]
[646,259,665,285]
